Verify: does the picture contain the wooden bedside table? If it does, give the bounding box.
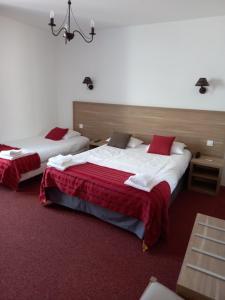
[89,139,107,149]
[188,155,224,196]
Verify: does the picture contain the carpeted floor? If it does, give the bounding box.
[0,177,225,300]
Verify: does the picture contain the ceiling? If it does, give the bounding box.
[1,0,225,30]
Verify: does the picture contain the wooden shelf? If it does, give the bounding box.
[192,171,218,181]
[191,181,217,196]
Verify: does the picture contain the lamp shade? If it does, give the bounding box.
[195,78,209,87]
[83,77,92,84]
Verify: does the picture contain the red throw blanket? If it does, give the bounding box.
[40,163,171,247]
[0,144,41,190]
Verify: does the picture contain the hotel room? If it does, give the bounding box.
[0,1,225,299]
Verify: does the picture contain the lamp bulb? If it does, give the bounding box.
[50,10,54,19]
[90,19,95,28]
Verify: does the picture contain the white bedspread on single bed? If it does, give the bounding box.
[6,136,89,163]
[72,144,191,192]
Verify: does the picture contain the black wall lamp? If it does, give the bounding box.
[83,77,94,90]
[195,78,209,94]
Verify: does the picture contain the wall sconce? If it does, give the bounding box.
[83,77,94,90]
[195,78,209,94]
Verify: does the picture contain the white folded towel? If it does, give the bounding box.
[48,154,73,166]
[0,149,23,157]
[47,154,87,171]
[0,149,34,160]
[124,173,159,192]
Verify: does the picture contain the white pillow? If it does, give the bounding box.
[127,137,144,148]
[63,129,81,140]
[171,141,186,155]
[106,136,143,148]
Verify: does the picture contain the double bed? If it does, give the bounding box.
[0,133,89,189]
[40,143,192,249]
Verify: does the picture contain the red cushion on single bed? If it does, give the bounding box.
[148,135,175,156]
[45,127,68,141]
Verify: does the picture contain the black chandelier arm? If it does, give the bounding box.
[51,26,67,37]
[72,30,94,43]
[49,5,69,37]
[49,0,96,44]
[71,8,90,40]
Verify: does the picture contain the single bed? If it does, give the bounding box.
[10,135,89,180]
[41,144,191,248]
[0,133,89,189]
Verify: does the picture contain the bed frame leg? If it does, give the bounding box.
[142,241,149,252]
[149,276,157,283]
[42,200,53,207]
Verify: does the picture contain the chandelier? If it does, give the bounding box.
[48,0,96,44]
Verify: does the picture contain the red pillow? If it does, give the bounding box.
[45,127,68,141]
[148,135,175,156]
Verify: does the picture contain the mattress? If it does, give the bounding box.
[63,144,192,193]
[6,135,90,163]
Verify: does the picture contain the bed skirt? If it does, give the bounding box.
[46,187,145,239]
[45,170,187,240]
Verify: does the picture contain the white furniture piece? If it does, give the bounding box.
[177,213,225,300]
[140,277,184,300]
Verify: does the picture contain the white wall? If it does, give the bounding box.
[0,16,57,141]
[56,16,225,184]
[56,16,225,128]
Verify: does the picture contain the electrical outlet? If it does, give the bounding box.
[206,140,214,147]
[78,123,84,129]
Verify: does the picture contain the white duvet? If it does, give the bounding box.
[72,144,192,192]
[5,135,89,163]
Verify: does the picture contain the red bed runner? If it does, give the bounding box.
[40,163,171,247]
[0,144,41,190]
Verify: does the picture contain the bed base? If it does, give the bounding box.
[44,169,188,251]
[170,168,188,205]
[46,187,146,239]
[20,162,46,182]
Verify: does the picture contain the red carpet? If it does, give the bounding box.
[0,177,225,300]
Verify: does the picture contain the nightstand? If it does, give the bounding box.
[89,139,107,149]
[188,155,224,195]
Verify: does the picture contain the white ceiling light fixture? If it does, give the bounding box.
[48,0,96,44]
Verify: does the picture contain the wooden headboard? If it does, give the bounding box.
[73,101,225,157]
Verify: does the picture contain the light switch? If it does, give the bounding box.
[78,123,84,129]
[206,140,214,147]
